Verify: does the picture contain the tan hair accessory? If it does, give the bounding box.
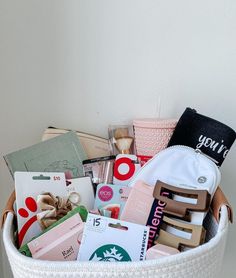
[36,193,72,230]
[156,216,206,249]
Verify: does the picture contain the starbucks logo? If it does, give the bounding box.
[89,244,131,262]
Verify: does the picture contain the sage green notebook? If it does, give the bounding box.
[4,131,87,178]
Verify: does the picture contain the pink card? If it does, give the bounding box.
[28,213,84,261]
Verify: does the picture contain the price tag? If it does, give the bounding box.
[87,215,107,232]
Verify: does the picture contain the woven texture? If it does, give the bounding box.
[3,206,229,278]
[134,127,175,156]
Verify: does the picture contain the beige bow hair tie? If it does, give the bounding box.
[36,192,72,229]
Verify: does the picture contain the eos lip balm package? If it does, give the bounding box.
[94,183,131,219]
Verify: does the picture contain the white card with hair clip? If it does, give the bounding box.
[66,177,94,210]
[14,172,68,247]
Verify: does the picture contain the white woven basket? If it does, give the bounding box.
[3,205,229,278]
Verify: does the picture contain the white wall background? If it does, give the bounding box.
[0,0,235,277]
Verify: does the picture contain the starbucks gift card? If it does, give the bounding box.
[77,214,149,262]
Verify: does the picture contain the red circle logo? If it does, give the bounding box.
[113,157,135,181]
[98,185,113,202]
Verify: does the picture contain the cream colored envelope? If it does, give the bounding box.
[42,127,110,159]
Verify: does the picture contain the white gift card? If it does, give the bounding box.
[15,172,67,247]
[77,214,149,262]
[66,177,94,210]
[113,154,141,186]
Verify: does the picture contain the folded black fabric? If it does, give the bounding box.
[168,108,236,166]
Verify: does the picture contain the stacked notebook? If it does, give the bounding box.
[4,131,87,178]
[42,127,110,159]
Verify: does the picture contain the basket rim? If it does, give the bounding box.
[2,206,229,272]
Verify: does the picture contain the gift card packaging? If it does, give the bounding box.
[19,206,88,257]
[77,214,149,262]
[15,172,68,247]
[66,177,95,210]
[28,213,84,261]
[94,184,131,219]
[113,154,141,186]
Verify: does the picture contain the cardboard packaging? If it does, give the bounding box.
[113,154,141,186]
[146,243,180,260]
[19,206,88,257]
[66,177,95,210]
[94,183,131,219]
[83,156,115,192]
[28,213,84,261]
[77,214,149,262]
[120,180,168,249]
[15,172,69,247]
